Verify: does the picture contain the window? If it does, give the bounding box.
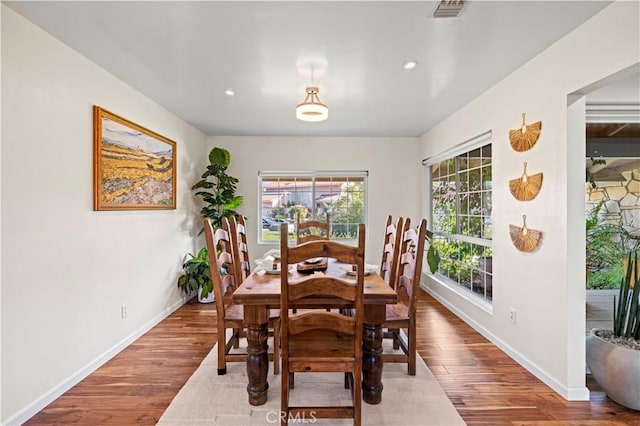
[258,171,368,243]
[424,132,493,302]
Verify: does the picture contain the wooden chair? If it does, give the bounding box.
[381,218,427,376]
[204,218,280,375]
[296,214,330,244]
[279,223,366,426]
[380,215,404,289]
[229,215,251,284]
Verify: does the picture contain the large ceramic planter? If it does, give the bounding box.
[586,329,640,410]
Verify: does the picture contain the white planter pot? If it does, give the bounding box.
[586,329,640,411]
[198,286,215,304]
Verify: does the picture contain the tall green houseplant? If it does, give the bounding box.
[192,147,243,229]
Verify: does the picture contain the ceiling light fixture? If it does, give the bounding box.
[296,86,328,122]
[402,60,419,70]
[224,89,235,96]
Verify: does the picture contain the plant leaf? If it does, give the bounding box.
[209,147,231,168]
[426,245,441,274]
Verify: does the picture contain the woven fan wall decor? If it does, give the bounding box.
[509,113,542,152]
[509,162,543,201]
[509,215,543,252]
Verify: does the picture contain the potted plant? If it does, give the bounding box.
[177,248,214,303]
[586,239,640,410]
[176,147,243,302]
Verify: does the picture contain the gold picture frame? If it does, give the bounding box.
[93,106,176,210]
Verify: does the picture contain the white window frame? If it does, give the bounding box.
[257,171,368,245]
[423,131,493,307]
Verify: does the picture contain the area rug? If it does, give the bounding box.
[158,341,466,425]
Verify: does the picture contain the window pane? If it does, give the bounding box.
[457,153,468,171]
[468,147,482,169]
[469,217,482,238]
[469,168,481,191]
[469,192,481,215]
[481,145,492,164]
[482,165,492,189]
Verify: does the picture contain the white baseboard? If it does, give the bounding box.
[423,285,590,402]
[4,298,185,426]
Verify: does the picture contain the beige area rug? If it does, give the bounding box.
[158,340,465,426]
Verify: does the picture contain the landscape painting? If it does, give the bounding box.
[93,106,176,210]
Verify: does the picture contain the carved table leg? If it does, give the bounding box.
[362,322,384,404]
[244,305,269,406]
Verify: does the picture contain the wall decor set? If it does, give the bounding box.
[508,113,543,252]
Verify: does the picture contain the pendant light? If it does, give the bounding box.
[296,86,328,122]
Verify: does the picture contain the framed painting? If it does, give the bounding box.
[93,106,177,210]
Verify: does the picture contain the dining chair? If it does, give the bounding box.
[381,218,427,375]
[380,215,404,289]
[279,223,366,426]
[229,215,251,284]
[204,217,280,375]
[296,214,330,244]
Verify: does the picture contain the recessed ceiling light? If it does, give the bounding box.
[224,89,235,96]
[402,60,418,70]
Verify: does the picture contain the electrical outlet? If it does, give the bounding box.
[509,308,517,324]
[121,304,128,319]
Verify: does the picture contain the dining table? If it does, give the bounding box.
[232,256,398,406]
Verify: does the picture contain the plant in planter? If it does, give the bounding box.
[177,248,214,303]
[176,147,243,303]
[586,239,640,410]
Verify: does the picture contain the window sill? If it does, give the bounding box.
[423,272,494,314]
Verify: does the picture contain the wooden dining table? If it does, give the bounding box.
[232,258,397,406]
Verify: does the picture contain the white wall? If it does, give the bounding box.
[419,1,639,400]
[209,136,420,266]
[1,7,207,424]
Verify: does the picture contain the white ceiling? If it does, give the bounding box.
[6,1,613,137]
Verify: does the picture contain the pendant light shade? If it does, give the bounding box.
[296,86,328,122]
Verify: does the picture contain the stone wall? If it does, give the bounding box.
[587,167,640,237]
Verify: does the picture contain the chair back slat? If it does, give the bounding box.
[288,277,358,301]
[286,242,359,266]
[380,215,404,289]
[289,312,356,336]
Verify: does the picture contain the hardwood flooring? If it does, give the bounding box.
[25,291,640,425]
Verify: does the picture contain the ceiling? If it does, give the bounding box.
[6,1,614,137]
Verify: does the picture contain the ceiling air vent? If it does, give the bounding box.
[432,0,466,18]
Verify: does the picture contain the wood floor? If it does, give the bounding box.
[25,291,640,425]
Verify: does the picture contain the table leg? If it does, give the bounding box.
[363,305,385,404]
[244,305,269,406]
